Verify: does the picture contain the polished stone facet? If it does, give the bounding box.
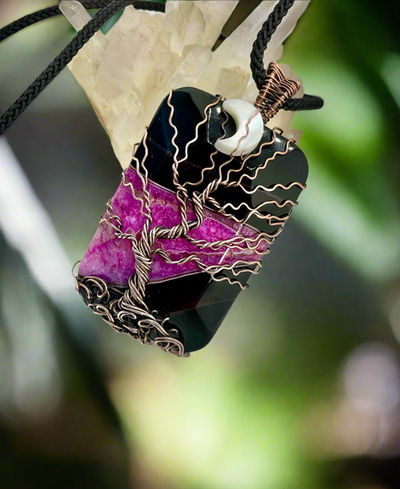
[135,87,308,234]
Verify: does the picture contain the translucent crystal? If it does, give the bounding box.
[59,0,92,31]
[61,1,310,167]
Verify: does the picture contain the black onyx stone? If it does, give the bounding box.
[130,87,308,352]
[145,270,250,353]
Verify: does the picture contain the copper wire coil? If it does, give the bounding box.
[254,61,301,123]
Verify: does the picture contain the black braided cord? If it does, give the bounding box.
[250,0,323,111]
[0,6,60,42]
[0,1,165,136]
[285,94,325,111]
[0,1,165,42]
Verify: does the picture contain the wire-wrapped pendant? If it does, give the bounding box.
[74,79,308,357]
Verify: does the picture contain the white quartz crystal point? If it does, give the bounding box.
[61,1,310,168]
[59,0,92,31]
[60,0,109,93]
[215,100,264,157]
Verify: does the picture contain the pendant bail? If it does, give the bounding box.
[254,62,301,124]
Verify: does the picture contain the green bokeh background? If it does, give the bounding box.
[1,1,400,488]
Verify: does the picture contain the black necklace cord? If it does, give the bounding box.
[0,6,60,42]
[0,1,150,136]
[0,1,165,42]
[250,0,324,112]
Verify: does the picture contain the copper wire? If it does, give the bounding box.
[254,62,301,123]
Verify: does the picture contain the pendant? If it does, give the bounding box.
[74,64,308,357]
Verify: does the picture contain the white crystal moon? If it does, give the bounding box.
[215,99,264,156]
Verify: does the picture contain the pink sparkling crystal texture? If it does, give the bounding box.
[79,167,266,286]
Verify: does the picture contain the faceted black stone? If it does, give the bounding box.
[145,270,250,352]
[132,87,309,352]
[79,269,249,353]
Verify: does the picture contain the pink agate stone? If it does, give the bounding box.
[79,167,266,286]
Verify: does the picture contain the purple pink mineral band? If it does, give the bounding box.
[79,166,268,286]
